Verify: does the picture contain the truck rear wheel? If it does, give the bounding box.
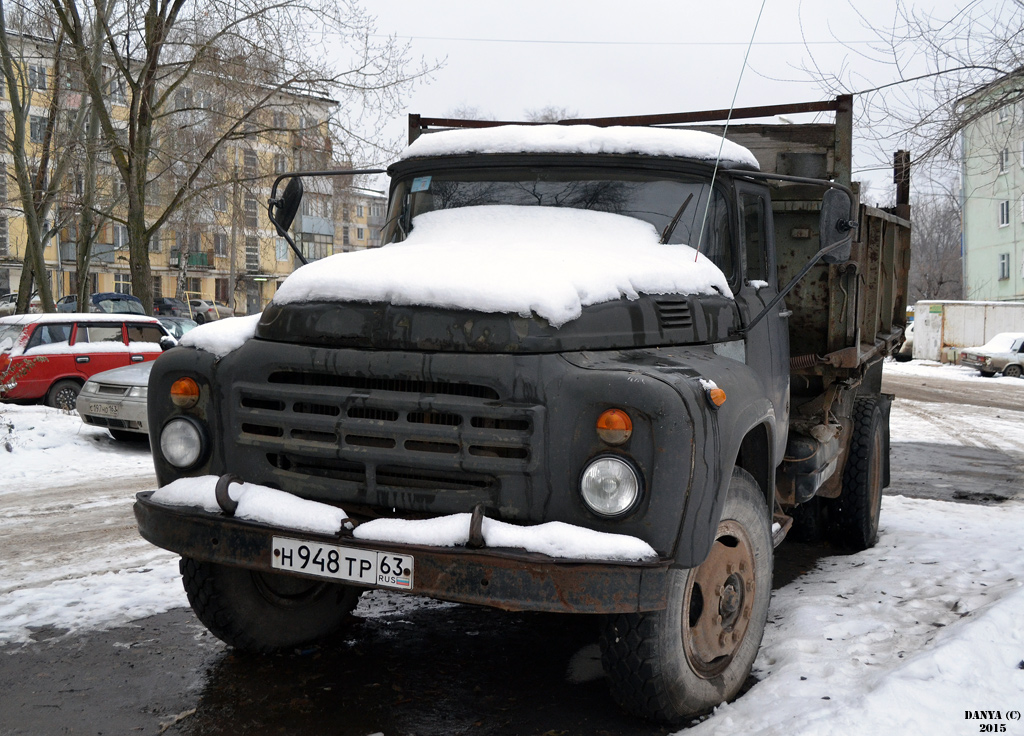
[179,557,360,652]
[827,397,884,551]
[600,468,772,724]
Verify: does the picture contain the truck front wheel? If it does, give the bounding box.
[600,468,773,724]
[179,557,360,652]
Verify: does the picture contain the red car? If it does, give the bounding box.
[0,313,171,409]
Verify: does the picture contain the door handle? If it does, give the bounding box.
[131,355,145,362]
[75,356,90,363]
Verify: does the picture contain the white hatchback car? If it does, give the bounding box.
[959,332,1024,378]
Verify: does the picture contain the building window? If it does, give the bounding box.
[244,198,258,228]
[999,253,1011,280]
[213,233,227,257]
[999,200,1010,227]
[244,149,258,176]
[149,233,162,253]
[274,154,288,174]
[357,204,364,218]
[113,224,128,249]
[114,273,131,294]
[356,227,364,240]
[30,115,46,143]
[28,64,47,90]
[215,278,229,304]
[245,236,259,271]
[152,275,162,298]
[185,277,201,295]
[300,233,332,261]
[0,216,7,256]
[213,192,227,212]
[342,227,349,246]
[999,149,1009,173]
[999,106,1010,123]
[272,111,286,129]
[276,237,288,261]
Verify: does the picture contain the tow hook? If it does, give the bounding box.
[215,474,243,516]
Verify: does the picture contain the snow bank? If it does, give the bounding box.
[273,205,732,327]
[400,124,760,170]
[149,475,657,561]
[178,314,260,358]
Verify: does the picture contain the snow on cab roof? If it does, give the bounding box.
[0,312,159,324]
[272,204,732,328]
[399,124,760,170]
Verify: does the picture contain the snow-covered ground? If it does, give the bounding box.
[1,362,1023,734]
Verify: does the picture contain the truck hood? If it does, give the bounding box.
[272,205,732,329]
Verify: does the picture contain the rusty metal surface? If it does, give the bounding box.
[134,493,670,614]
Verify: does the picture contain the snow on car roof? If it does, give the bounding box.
[399,124,760,170]
[972,332,1024,352]
[0,313,159,325]
[272,205,733,328]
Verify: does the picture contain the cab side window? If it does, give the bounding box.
[740,192,768,284]
[25,323,72,351]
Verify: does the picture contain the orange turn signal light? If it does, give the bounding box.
[170,377,201,408]
[596,408,633,445]
[707,387,727,407]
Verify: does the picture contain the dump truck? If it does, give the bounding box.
[134,95,911,723]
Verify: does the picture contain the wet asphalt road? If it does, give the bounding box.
[1,370,1021,735]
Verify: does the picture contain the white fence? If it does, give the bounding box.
[914,300,1024,362]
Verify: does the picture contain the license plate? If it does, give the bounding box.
[87,402,120,417]
[271,537,414,590]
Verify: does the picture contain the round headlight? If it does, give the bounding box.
[160,417,205,468]
[580,457,641,517]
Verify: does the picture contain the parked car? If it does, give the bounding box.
[56,292,147,315]
[77,360,155,441]
[959,332,1024,378]
[153,297,190,317]
[0,292,41,316]
[893,321,914,362]
[187,298,234,324]
[0,313,171,409]
[157,316,198,340]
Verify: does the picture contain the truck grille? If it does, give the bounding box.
[231,369,541,496]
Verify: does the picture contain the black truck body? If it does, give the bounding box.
[135,96,911,722]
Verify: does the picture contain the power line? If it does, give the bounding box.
[365,33,878,48]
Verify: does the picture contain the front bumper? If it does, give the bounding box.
[134,491,671,614]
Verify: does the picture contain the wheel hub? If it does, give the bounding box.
[681,519,756,678]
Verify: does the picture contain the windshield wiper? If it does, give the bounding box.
[659,193,694,244]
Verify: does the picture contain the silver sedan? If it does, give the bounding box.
[76,361,154,441]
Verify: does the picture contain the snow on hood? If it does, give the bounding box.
[400,124,760,170]
[272,205,732,327]
[178,314,260,358]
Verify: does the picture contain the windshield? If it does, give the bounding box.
[97,299,146,315]
[385,167,734,280]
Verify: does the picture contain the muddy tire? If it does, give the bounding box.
[1003,364,1022,379]
[787,496,825,543]
[600,468,772,724]
[46,379,81,411]
[826,397,884,551]
[179,557,360,652]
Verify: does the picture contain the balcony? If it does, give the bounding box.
[169,249,214,269]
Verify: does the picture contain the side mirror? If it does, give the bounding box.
[270,176,304,235]
[819,188,854,264]
[159,336,177,351]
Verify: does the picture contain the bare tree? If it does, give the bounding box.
[0,1,90,313]
[50,0,433,314]
[908,189,963,302]
[524,106,578,123]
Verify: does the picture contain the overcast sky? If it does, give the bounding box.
[352,1,1006,198]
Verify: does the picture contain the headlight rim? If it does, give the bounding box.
[578,454,644,519]
[159,415,207,469]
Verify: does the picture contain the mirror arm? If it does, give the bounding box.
[267,169,388,268]
[736,237,851,337]
[720,169,857,221]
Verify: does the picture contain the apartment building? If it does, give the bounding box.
[961,76,1024,301]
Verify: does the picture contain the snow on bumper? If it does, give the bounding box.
[137,477,670,614]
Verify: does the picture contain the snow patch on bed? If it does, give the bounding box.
[272,205,731,327]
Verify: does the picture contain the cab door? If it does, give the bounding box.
[735,184,790,461]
